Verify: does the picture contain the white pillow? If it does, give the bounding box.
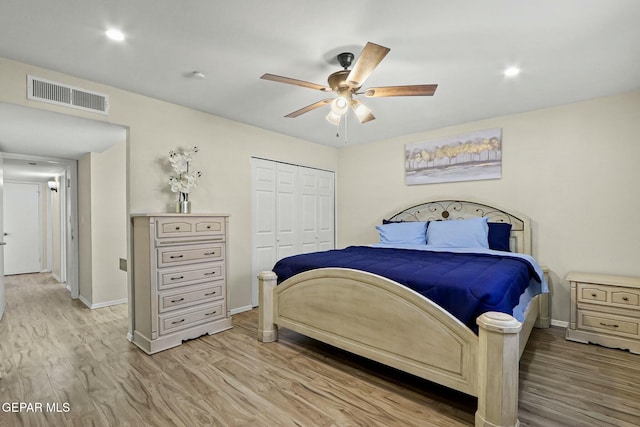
[376,222,427,245]
[426,217,489,248]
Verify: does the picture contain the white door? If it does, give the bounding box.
[4,181,41,275]
[0,153,5,320]
[275,163,298,259]
[317,170,335,251]
[251,158,335,306]
[251,158,277,306]
[300,168,319,254]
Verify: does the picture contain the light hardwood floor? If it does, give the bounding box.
[1,273,639,426]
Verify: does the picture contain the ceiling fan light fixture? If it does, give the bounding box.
[325,110,341,126]
[351,100,372,122]
[331,96,349,115]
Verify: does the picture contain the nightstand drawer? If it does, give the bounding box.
[611,289,640,308]
[159,284,224,313]
[578,310,639,339]
[157,243,224,267]
[156,217,226,239]
[578,285,607,303]
[159,303,225,336]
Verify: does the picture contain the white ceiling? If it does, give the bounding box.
[0,0,639,152]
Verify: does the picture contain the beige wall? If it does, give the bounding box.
[0,57,338,312]
[77,155,92,302]
[337,90,640,323]
[90,142,127,304]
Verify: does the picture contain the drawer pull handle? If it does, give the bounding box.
[622,296,629,301]
[591,293,597,297]
[170,276,184,281]
[175,226,181,230]
[204,252,217,256]
[204,291,217,296]
[204,272,216,276]
[170,255,184,259]
[599,322,619,328]
[172,319,185,325]
[170,297,185,303]
[205,311,217,316]
[206,225,211,229]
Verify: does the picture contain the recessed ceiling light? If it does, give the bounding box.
[504,66,521,78]
[105,29,125,42]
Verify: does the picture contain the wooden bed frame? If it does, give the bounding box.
[258,199,550,427]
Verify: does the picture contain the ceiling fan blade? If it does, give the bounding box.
[284,99,332,118]
[346,42,390,88]
[364,84,438,97]
[261,73,331,92]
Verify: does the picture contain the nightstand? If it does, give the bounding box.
[566,271,640,354]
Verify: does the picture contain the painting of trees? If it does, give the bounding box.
[405,128,502,185]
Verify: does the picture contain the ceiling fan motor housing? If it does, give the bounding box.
[337,52,354,69]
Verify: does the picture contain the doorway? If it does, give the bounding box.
[2,154,78,296]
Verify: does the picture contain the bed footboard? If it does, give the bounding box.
[258,269,524,427]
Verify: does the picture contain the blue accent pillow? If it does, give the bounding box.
[488,222,512,252]
[426,217,489,248]
[376,222,427,245]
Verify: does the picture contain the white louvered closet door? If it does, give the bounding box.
[251,158,335,306]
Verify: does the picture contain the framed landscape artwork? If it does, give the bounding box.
[405,128,502,185]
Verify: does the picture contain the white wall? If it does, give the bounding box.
[337,90,640,323]
[0,57,339,312]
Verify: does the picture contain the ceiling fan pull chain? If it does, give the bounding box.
[344,113,348,144]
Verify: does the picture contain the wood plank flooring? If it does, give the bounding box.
[1,273,639,426]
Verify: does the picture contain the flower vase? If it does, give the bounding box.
[176,200,191,214]
[176,193,191,214]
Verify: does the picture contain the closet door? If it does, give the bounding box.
[316,169,335,251]
[252,159,277,296]
[251,159,335,306]
[299,167,319,254]
[275,163,298,259]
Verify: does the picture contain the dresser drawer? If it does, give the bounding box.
[157,243,224,268]
[158,284,224,313]
[156,217,225,239]
[157,263,224,291]
[578,310,640,339]
[159,303,225,336]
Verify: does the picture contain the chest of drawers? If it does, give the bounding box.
[566,271,640,354]
[131,214,232,354]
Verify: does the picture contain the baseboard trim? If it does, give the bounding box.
[78,295,128,310]
[551,319,569,328]
[230,305,253,315]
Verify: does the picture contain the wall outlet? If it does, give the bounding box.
[119,258,127,272]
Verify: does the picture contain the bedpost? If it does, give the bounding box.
[475,312,522,427]
[258,271,278,342]
[535,267,551,328]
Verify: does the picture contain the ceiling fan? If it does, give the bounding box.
[261,42,437,126]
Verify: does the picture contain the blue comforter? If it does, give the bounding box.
[272,246,542,331]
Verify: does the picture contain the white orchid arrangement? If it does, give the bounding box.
[168,146,202,201]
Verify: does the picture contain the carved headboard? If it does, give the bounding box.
[386,199,532,255]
